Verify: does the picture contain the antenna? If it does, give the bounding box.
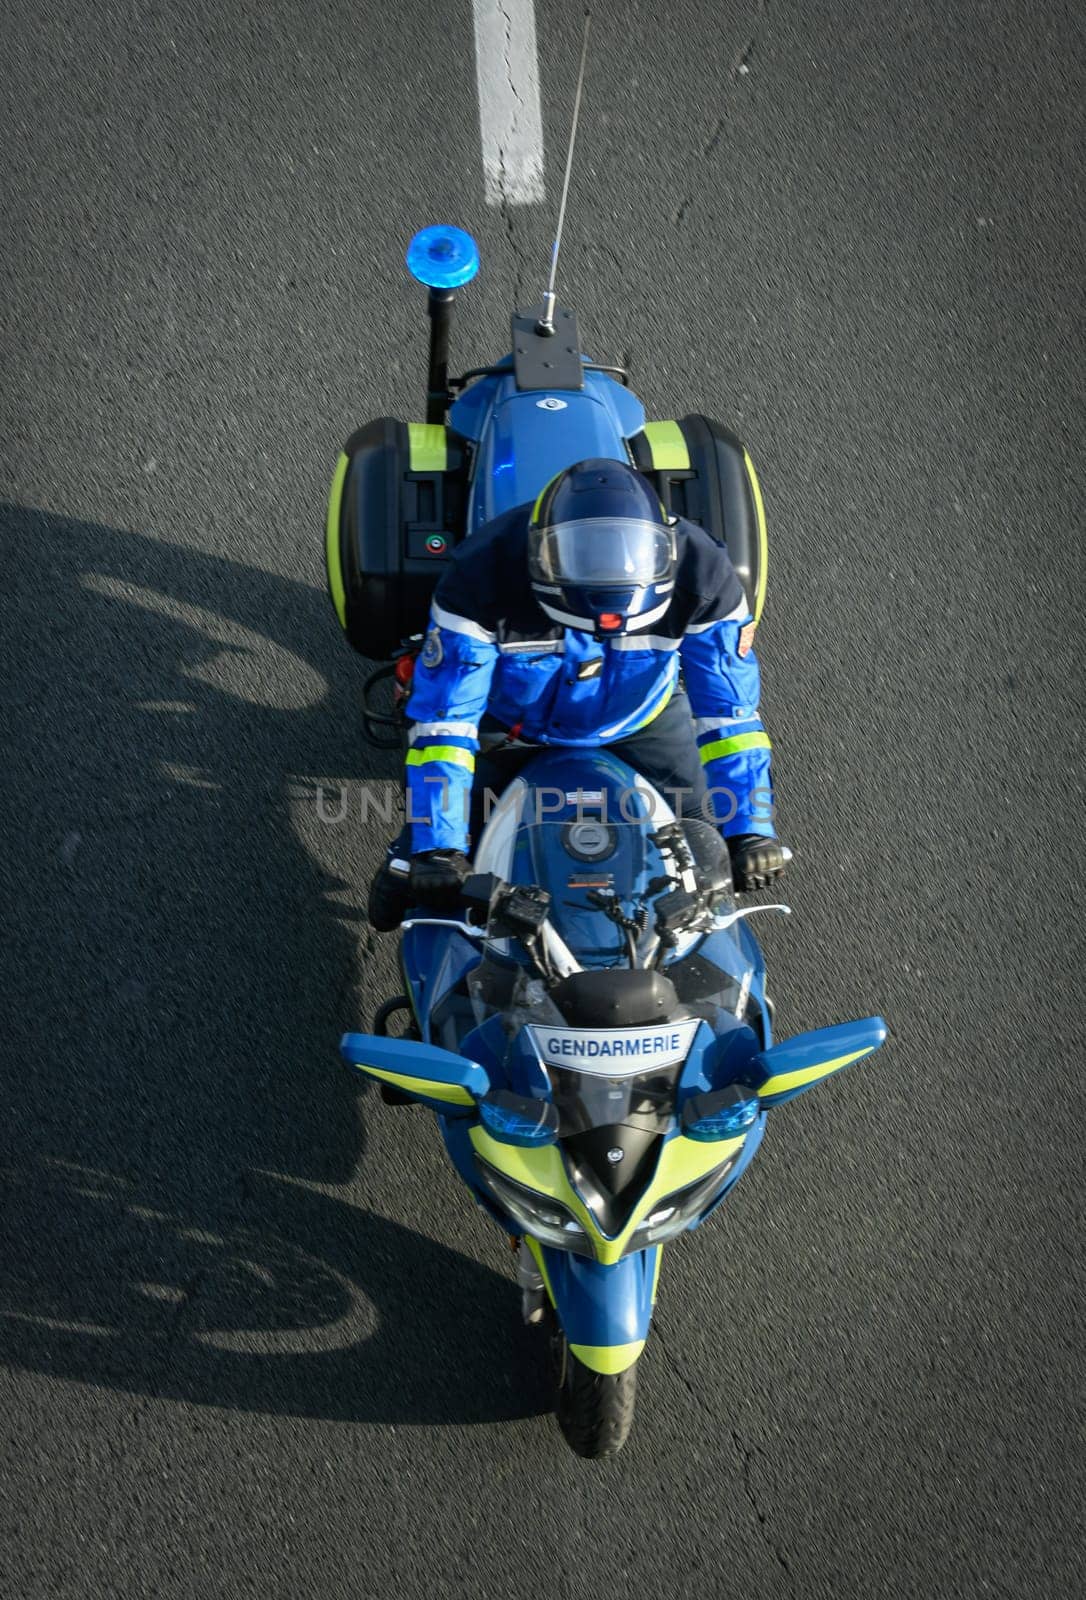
[537,10,592,335]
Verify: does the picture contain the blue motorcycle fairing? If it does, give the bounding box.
[388,755,784,1362]
[400,919,480,1044]
[504,1021,558,1098]
[450,367,646,531]
[536,1245,660,1353]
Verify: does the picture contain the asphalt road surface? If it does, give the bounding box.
[2,2,1082,1596]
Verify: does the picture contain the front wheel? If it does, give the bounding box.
[550,1322,638,1459]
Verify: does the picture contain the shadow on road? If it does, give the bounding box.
[0,1161,547,1425]
[0,502,546,1425]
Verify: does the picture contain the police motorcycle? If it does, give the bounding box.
[323,32,886,1458]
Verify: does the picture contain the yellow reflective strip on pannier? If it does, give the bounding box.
[407,422,448,473]
[744,449,768,624]
[642,420,691,471]
[699,731,772,764]
[405,745,476,771]
[325,452,350,629]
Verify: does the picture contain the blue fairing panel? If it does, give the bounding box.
[451,368,646,529]
[400,920,479,1039]
[472,390,625,527]
[446,362,512,439]
[537,1246,659,1349]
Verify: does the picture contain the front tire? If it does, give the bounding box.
[550,1324,638,1459]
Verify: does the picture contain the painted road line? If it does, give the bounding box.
[471,0,545,205]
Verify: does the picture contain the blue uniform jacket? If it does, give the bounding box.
[405,506,775,852]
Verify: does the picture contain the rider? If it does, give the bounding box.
[369,458,790,929]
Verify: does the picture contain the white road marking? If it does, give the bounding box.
[471,0,545,205]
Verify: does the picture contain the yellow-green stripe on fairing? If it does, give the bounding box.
[325,452,350,629]
[406,422,447,473]
[649,1130,744,1194]
[471,1128,598,1235]
[470,1125,743,1267]
[358,1066,476,1106]
[642,420,691,471]
[757,1046,874,1100]
[699,730,772,764]
[404,745,476,770]
[744,449,768,624]
[570,1340,644,1375]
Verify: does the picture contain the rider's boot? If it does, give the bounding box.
[367,845,411,932]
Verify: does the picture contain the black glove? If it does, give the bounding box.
[727,833,791,892]
[409,849,472,908]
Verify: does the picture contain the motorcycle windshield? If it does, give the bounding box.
[467,962,686,1137]
[546,1054,682,1140]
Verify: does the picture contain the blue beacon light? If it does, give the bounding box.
[406,226,481,290]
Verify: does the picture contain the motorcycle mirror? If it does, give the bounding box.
[478,1090,561,1148]
[340,1033,490,1110]
[747,1016,888,1107]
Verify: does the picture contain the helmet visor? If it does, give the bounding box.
[530,519,676,587]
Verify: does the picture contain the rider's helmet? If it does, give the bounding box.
[527,459,677,638]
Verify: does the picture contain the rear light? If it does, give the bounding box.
[393,651,417,706]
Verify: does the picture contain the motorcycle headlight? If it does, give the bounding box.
[623,1153,740,1253]
[475,1160,594,1257]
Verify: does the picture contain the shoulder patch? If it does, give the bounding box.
[421,626,444,669]
[737,621,756,658]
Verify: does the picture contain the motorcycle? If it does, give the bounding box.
[324,219,887,1455]
[324,37,885,1455]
